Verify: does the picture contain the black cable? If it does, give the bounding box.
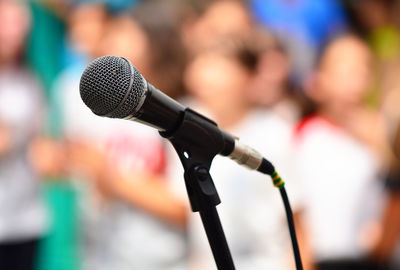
[279,186,303,270]
[259,158,303,269]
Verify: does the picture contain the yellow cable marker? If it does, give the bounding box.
[271,171,285,188]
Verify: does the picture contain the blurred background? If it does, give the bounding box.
[0,0,400,269]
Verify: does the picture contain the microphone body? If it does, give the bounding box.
[80,56,272,173]
[129,82,184,132]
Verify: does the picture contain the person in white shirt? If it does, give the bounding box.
[55,2,189,269]
[293,34,389,270]
[171,35,301,269]
[0,2,47,269]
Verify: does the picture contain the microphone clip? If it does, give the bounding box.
[160,108,225,211]
[161,108,236,269]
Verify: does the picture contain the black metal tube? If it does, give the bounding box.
[199,207,236,270]
[134,83,185,132]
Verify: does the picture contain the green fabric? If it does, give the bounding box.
[37,182,80,270]
[365,26,400,108]
[26,3,65,99]
[26,3,65,138]
[370,26,400,61]
[27,4,80,270]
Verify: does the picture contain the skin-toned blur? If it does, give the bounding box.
[1,1,400,270]
[0,0,30,64]
[313,36,373,111]
[67,3,107,57]
[184,45,254,128]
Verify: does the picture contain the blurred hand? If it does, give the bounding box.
[65,140,107,179]
[98,167,189,228]
[0,123,12,155]
[65,141,188,227]
[29,138,66,178]
[359,220,382,254]
[344,108,392,166]
[65,140,188,227]
[370,194,400,262]
[65,140,122,199]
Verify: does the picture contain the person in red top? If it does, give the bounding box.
[53,2,189,269]
[293,34,391,270]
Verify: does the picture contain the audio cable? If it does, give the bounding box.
[259,158,303,270]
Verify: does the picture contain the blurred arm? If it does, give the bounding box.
[320,107,391,169]
[346,110,393,167]
[102,167,188,229]
[28,138,66,178]
[67,141,188,229]
[293,211,314,270]
[0,123,12,155]
[371,192,400,262]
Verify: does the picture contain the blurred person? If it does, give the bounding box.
[371,140,400,268]
[64,1,108,69]
[182,0,253,54]
[21,3,110,270]
[0,1,47,269]
[344,3,400,265]
[374,57,400,270]
[376,52,400,270]
[248,29,301,126]
[179,35,301,269]
[293,34,390,270]
[55,1,190,269]
[344,0,400,109]
[97,1,186,99]
[343,4,400,264]
[330,2,400,260]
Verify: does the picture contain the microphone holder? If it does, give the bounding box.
[160,108,236,270]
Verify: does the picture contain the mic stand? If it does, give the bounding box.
[160,108,236,270]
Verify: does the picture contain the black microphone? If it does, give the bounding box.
[79,56,274,175]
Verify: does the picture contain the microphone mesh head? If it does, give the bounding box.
[79,56,146,118]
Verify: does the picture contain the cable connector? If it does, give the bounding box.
[229,139,263,170]
[257,158,275,175]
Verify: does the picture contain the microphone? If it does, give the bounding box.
[79,56,275,175]
[80,57,303,270]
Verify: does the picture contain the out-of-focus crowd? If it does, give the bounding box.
[0,0,399,270]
